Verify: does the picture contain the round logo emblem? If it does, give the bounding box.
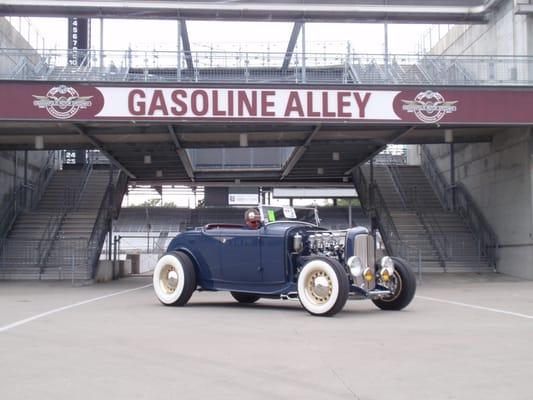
[32,85,93,120]
[401,90,457,123]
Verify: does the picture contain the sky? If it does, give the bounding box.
[15,17,451,55]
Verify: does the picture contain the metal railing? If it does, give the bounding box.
[420,145,498,270]
[0,238,90,282]
[37,154,96,269]
[87,180,114,279]
[87,169,129,278]
[352,166,422,280]
[4,48,533,86]
[420,147,451,210]
[0,185,29,240]
[0,151,58,240]
[385,160,409,210]
[411,185,447,271]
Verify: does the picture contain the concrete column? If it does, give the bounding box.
[529,129,533,275]
[23,150,27,207]
[450,143,456,210]
[13,151,17,188]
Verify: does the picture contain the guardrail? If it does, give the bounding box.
[4,48,533,86]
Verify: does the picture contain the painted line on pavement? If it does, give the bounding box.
[0,284,153,333]
[417,295,533,320]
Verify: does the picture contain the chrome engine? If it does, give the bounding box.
[306,231,346,261]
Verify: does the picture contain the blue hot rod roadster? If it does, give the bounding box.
[153,205,416,316]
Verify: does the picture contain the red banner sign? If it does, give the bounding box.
[1,82,533,125]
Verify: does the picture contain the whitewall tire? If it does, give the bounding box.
[297,257,349,317]
[153,251,196,306]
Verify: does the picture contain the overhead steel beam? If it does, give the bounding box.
[71,125,137,179]
[168,125,195,182]
[343,126,416,176]
[131,180,355,188]
[281,125,321,180]
[282,22,302,72]
[515,4,533,15]
[0,1,504,23]
[179,19,194,70]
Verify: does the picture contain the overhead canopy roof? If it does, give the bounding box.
[0,120,501,186]
[0,0,504,23]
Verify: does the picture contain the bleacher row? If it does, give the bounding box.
[115,206,369,233]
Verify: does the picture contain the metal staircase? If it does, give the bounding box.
[0,159,128,280]
[353,155,497,273]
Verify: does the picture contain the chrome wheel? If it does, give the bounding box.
[153,252,196,306]
[305,270,333,304]
[159,264,179,295]
[381,271,403,302]
[297,257,349,316]
[372,257,416,311]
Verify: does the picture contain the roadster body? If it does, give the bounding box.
[153,205,416,316]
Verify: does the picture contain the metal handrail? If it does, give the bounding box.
[453,183,498,270]
[0,151,57,240]
[420,146,451,210]
[411,185,447,271]
[0,186,27,240]
[353,166,415,257]
[420,145,498,270]
[30,150,57,209]
[385,160,408,209]
[5,47,533,85]
[37,154,95,270]
[87,176,117,278]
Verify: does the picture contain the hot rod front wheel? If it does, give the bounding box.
[153,251,197,306]
[297,257,349,317]
[372,257,416,311]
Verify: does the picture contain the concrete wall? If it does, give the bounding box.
[431,1,527,56]
[0,151,51,209]
[0,17,38,76]
[426,0,533,279]
[426,128,533,279]
[0,19,52,209]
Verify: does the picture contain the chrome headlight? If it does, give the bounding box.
[347,256,363,277]
[379,256,395,281]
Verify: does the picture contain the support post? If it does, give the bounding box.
[99,17,104,69]
[13,151,17,195]
[107,220,112,261]
[23,150,28,207]
[301,22,306,83]
[450,143,455,210]
[348,202,352,228]
[384,22,389,81]
[113,235,118,280]
[177,18,182,81]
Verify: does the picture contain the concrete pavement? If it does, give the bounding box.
[0,274,532,400]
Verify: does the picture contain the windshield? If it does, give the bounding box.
[259,206,319,226]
